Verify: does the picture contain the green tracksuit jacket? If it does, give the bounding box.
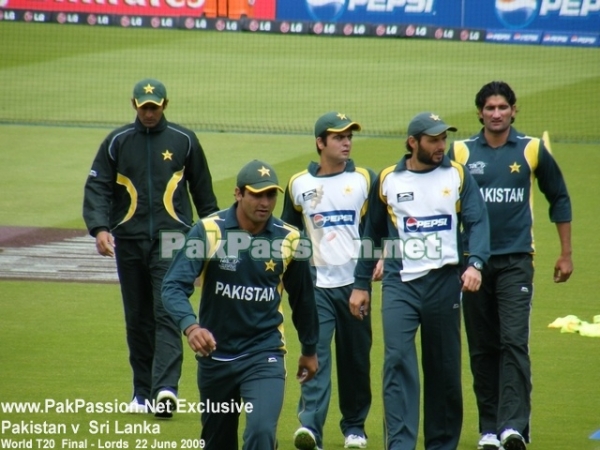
[83,115,218,239]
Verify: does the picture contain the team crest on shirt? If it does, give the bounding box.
[396,192,414,202]
[467,161,486,175]
[304,185,324,208]
[219,255,241,272]
[302,189,317,201]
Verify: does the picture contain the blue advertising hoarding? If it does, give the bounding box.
[463,0,600,34]
[276,0,461,26]
[276,0,600,33]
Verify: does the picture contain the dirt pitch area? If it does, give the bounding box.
[0,227,118,283]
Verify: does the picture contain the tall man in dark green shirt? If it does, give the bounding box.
[162,160,319,450]
[83,78,218,417]
[448,81,573,450]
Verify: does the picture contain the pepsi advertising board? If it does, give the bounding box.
[276,0,600,33]
[276,0,461,26]
[463,0,600,34]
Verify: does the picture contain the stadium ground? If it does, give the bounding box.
[0,227,118,282]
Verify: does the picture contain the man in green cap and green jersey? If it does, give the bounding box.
[162,160,319,450]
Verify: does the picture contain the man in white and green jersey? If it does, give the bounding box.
[350,112,490,450]
[283,112,376,450]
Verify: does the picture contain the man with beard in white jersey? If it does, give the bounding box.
[349,112,490,450]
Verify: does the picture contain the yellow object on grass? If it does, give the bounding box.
[548,315,600,337]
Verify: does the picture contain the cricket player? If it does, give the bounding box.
[162,160,319,450]
[350,112,490,450]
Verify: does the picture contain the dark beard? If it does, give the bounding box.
[415,146,442,167]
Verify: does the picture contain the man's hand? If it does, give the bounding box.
[185,325,217,357]
[349,289,370,320]
[461,266,482,292]
[297,354,318,384]
[372,259,384,282]
[95,230,115,257]
[554,254,573,283]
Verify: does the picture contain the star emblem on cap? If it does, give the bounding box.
[143,83,155,94]
[337,113,347,120]
[265,259,276,271]
[509,162,521,173]
[162,150,173,160]
[430,114,440,121]
[258,166,270,177]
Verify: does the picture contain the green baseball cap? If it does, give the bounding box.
[408,112,457,137]
[314,112,361,137]
[133,78,167,107]
[236,160,284,194]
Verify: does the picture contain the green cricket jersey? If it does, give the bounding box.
[448,127,571,255]
[162,204,318,360]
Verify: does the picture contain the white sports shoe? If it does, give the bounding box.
[126,399,148,414]
[500,428,526,450]
[294,427,318,450]
[154,390,177,419]
[477,433,500,449]
[344,434,367,449]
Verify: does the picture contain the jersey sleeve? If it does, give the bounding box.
[535,145,572,223]
[161,222,207,332]
[459,168,490,266]
[357,168,378,236]
[83,135,118,237]
[353,171,386,290]
[185,134,219,219]
[281,182,304,230]
[282,241,318,356]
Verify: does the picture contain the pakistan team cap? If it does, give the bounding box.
[133,78,167,107]
[236,160,284,194]
[314,112,362,137]
[408,112,457,137]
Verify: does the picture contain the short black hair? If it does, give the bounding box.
[475,81,517,124]
[315,130,329,155]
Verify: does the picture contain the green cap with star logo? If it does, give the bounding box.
[408,112,457,137]
[133,78,167,107]
[314,112,361,137]
[236,160,284,194]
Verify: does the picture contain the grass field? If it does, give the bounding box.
[1,22,600,140]
[1,19,600,450]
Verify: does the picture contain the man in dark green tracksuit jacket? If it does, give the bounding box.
[83,78,218,416]
[448,81,572,450]
[162,160,319,450]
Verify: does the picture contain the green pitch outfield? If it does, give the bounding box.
[0,122,599,448]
